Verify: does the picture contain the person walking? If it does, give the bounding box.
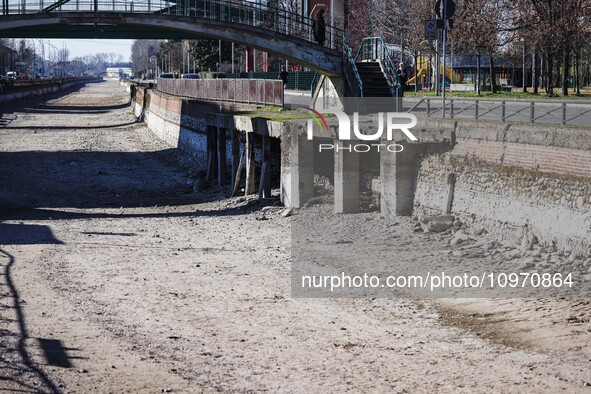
[313,9,326,46]
[279,67,289,88]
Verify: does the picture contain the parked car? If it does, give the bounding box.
[181,73,200,79]
[1,75,14,88]
[159,73,176,79]
[6,71,17,79]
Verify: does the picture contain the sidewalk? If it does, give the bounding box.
[284,89,311,109]
[404,96,591,126]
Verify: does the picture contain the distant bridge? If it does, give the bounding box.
[0,0,343,76]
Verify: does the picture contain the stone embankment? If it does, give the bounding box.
[129,81,591,258]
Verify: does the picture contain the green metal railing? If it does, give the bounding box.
[223,71,317,91]
[0,0,343,50]
[356,36,399,96]
[343,34,362,97]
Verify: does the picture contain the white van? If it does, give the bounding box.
[6,71,17,79]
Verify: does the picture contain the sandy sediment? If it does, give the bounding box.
[0,80,589,393]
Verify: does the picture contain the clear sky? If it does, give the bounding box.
[46,39,134,62]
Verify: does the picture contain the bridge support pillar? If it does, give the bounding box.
[259,135,271,199]
[380,141,419,216]
[334,141,359,213]
[281,133,314,208]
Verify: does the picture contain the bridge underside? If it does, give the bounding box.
[0,13,343,77]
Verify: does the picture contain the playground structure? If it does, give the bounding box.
[406,56,462,87]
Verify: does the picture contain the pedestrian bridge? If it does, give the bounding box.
[0,0,343,76]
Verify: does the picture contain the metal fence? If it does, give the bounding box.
[406,97,591,127]
[222,71,316,91]
[156,78,284,106]
[0,77,97,93]
[1,0,343,50]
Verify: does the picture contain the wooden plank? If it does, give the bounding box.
[245,132,256,195]
[231,131,240,188]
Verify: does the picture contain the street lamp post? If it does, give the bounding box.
[522,37,527,93]
[150,55,157,79]
[46,41,59,77]
[218,39,222,74]
[34,38,46,77]
[442,0,448,118]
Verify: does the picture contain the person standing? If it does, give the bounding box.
[313,9,326,46]
[397,62,407,92]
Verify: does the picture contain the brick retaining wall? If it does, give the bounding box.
[414,119,591,255]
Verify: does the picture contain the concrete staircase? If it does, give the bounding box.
[356,61,393,97]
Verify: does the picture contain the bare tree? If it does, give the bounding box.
[345,0,371,48]
[519,0,591,95]
[131,40,161,76]
[340,0,591,97]
[451,0,514,94]
[57,47,69,64]
[404,0,433,91]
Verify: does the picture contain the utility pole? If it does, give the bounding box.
[40,39,45,76]
[522,38,527,93]
[62,41,66,77]
[218,39,222,74]
[442,0,447,117]
[434,0,455,117]
[435,37,440,96]
[231,42,235,74]
[531,48,538,94]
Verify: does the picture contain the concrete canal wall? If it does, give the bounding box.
[413,119,591,255]
[0,78,98,104]
[131,83,591,255]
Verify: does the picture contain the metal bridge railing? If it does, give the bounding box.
[342,34,362,97]
[355,36,400,96]
[406,97,591,126]
[1,0,343,51]
[156,78,284,107]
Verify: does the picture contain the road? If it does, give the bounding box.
[0,80,590,393]
[404,96,591,126]
[285,90,591,126]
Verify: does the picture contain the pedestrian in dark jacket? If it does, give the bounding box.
[313,9,326,46]
[279,67,289,87]
[397,62,407,89]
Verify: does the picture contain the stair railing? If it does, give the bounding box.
[310,72,320,96]
[343,34,363,97]
[355,36,400,96]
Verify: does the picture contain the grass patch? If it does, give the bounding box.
[225,106,325,122]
